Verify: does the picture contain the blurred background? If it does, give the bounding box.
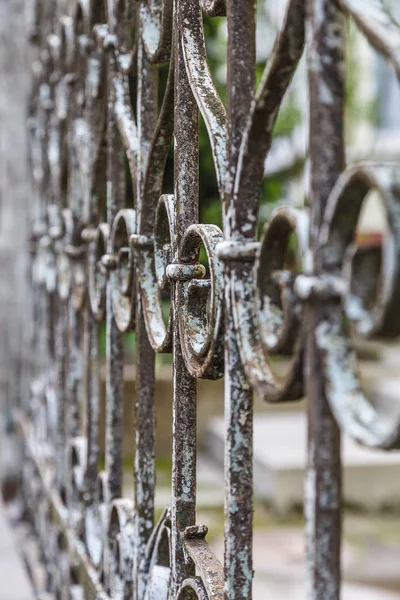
[1,1,400,599]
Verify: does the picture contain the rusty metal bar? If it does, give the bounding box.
[305,2,345,598]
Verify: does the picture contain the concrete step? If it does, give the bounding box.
[210,526,400,600]
[206,411,400,511]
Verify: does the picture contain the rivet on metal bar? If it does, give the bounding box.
[65,73,78,86]
[166,263,206,282]
[81,227,98,244]
[188,279,211,294]
[184,525,208,540]
[100,254,118,271]
[78,35,93,56]
[93,24,109,45]
[117,52,135,75]
[103,34,118,52]
[31,221,47,240]
[39,235,51,249]
[294,274,348,302]
[48,226,64,240]
[65,244,86,259]
[215,240,260,262]
[129,234,154,250]
[271,269,297,289]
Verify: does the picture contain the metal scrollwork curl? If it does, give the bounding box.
[218,207,309,403]
[109,208,137,332]
[104,499,136,600]
[141,508,171,600]
[136,194,175,352]
[86,223,110,321]
[305,164,400,449]
[84,471,109,569]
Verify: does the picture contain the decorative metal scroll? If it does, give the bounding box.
[21,0,400,599]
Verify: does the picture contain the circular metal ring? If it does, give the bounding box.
[84,470,109,569]
[230,207,308,403]
[177,578,209,600]
[57,209,75,301]
[256,207,309,354]
[317,164,400,449]
[141,508,171,600]
[110,209,136,332]
[88,222,109,321]
[178,223,224,379]
[138,194,175,352]
[320,164,400,338]
[66,436,87,533]
[104,499,135,599]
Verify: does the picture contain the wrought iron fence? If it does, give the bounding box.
[19,0,400,598]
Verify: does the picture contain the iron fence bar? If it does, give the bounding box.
[305,2,345,598]
[104,60,125,504]
[171,1,199,594]
[134,17,158,599]
[223,2,256,599]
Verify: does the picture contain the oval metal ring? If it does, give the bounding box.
[84,470,109,569]
[320,164,400,338]
[43,235,58,294]
[229,208,308,403]
[178,223,224,380]
[177,578,210,600]
[110,208,136,332]
[57,208,74,301]
[316,163,400,449]
[257,207,309,354]
[141,508,171,600]
[66,435,87,532]
[138,194,175,352]
[70,219,87,311]
[88,222,109,321]
[104,499,135,599]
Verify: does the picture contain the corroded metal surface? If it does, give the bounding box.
[21,0,400,599]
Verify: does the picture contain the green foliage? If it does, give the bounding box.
[273,98,302,138]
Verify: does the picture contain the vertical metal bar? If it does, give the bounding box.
[225,0,256,234]
[134,28,157,597]
[55,300,68,490]
[105,65,125,502]
[171,1,199,593]
[224,2,256,599]
[66,72,85,445]
[306,1,345,598]
[67,301,83,439]
[84,311,100,500]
